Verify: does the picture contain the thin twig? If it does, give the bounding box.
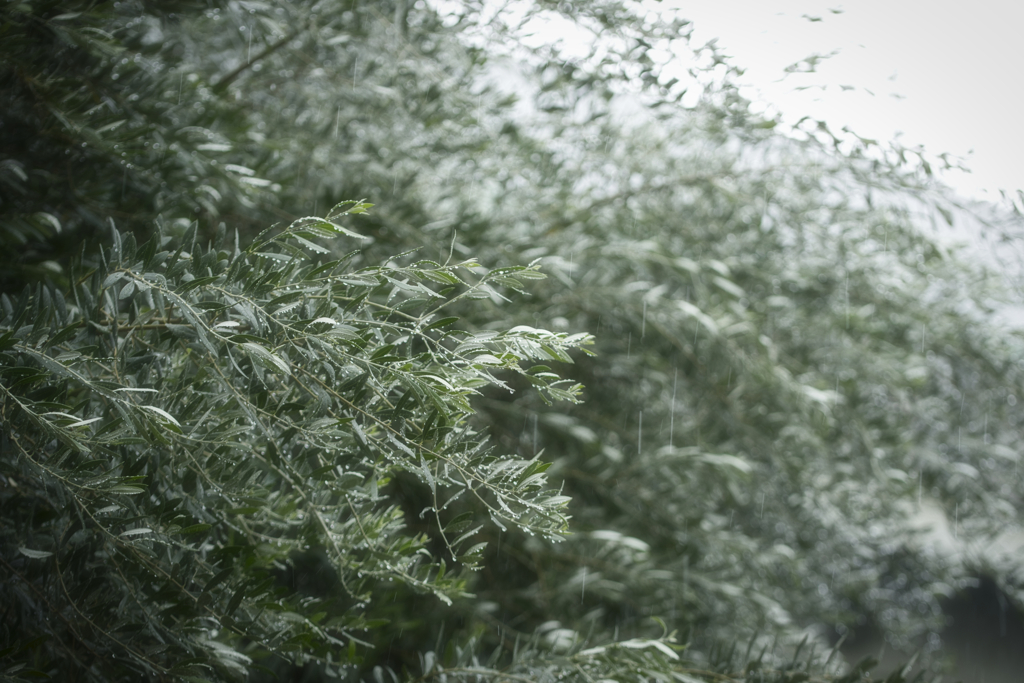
[213,30,302,93]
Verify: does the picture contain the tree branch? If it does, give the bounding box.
[213,30,302,93]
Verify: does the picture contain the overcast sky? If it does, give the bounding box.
[668,0,1024,203]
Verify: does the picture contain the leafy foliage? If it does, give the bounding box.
[3,0,1024,682]
[0,203,590,679]
[0,0,296,288]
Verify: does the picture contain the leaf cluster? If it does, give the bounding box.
[0,205,591,680]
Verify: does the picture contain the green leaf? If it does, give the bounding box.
[424,316,459,331]
[241,342,291,375]
[108,485,147,495]
[140,405,181,430]
[541,345,573,363]
[225,583,248,617]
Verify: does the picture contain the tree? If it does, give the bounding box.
[3,0,1024,681]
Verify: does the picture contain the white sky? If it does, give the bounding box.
[666,0,1024,202]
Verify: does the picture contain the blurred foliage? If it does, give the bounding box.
[3,0,1024,681]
